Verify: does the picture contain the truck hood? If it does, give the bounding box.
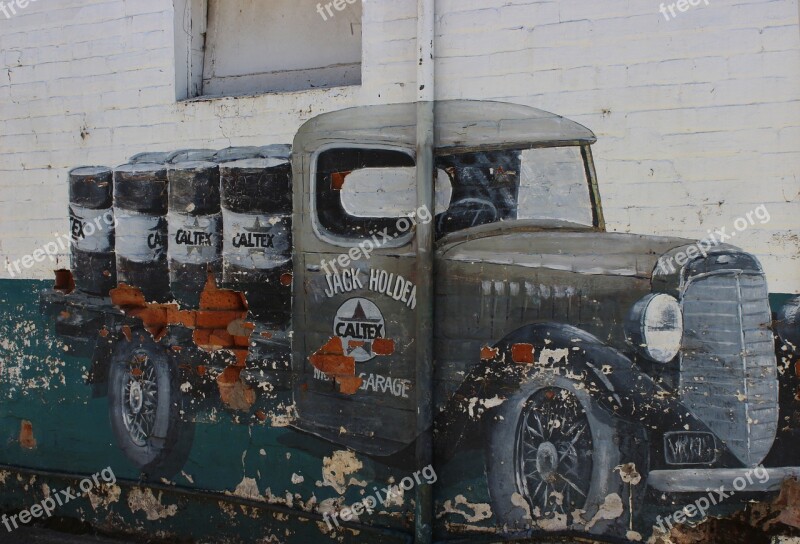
[436,223,691,279]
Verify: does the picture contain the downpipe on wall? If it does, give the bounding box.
[414,0,435,543]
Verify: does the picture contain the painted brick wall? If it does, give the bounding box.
[0,0,798,293]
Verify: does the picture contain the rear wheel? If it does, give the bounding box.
[108,331,193,477]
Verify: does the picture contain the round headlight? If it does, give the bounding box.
[625,293,683,363]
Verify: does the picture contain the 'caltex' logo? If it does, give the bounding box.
[333,298,385,363]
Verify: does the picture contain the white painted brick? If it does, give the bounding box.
[0,0,797,294]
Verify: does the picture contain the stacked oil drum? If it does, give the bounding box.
[113,163,171,302]
[167,161,222,307]
[68,146,292,321]
[220,155,292,322]
[68,167,116,295]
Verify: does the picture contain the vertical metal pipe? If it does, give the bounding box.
[414,0,435,543]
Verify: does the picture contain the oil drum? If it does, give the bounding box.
[113,163,170,302]
[220,158,292,322]
[167,149,217,164]
[167,161,221,307]
[128,151,170,165]
[68,166,116,295]
[214,146,262,163]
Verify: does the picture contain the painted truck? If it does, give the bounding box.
[40,100,800,539]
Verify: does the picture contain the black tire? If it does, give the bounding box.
[108,330,193,477]
[486,373,646,537]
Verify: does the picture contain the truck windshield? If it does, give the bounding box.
[434,146,595,239]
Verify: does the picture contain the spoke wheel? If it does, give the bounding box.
[108,330,195,477]
[515,387,593,518]
[121,351,159,447]
[486,369,646,536]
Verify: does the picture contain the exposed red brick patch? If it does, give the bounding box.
[309,336,396,395]
[309,337,355,376]
[511,343,534,364]
[54,269,75,294]
[200,287,246,311]
[337,375,364,395]
[480,345,499,361]
[111,275,256,414]
[112,275,250,354]
[19,420,36,449]
[216,367,256,411]
[110,284,147,308]
[209,329,234,348]
[372,338,395,356]
[331,171,352,190]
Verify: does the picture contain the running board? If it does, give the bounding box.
[648,467,800,493]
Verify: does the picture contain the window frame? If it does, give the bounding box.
[310,143,417,250]
[173,0,363,101]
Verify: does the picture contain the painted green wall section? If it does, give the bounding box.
[0,279,417,541]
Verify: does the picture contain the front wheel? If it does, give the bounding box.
[486,374,646,537]
[108,330,193,477]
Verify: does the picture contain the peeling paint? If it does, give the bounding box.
[439,495,492,523]
[127,488,179,521]
[321,451,363,495]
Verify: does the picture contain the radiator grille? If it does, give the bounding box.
[680,270,778,466]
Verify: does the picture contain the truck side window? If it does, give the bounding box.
[434,146,593,239]
[435,150,521,238]
[316,148,416,240]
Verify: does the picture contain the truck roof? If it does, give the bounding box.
[293,100,597,155]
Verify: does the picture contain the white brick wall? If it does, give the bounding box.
[0,0,798,293]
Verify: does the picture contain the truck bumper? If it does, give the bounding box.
[648,467,800,493]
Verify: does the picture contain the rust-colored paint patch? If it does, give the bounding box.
[658,477,800,542]
[511,343,534,364]
[121,325,132,342]
[19,420,36,449]
[280,273,293,287]
[480,345,499,361]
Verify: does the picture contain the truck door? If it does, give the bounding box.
[292,145,431,456]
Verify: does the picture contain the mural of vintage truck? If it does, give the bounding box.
[39,100,800,539]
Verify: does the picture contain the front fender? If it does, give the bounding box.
[435,323,722,465]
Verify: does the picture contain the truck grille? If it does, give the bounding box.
[680,268,778,466]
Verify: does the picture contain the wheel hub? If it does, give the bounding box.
[515,387,594,517]
[535,441,559,483]
[119,352,158,447]
[128,382,143,414]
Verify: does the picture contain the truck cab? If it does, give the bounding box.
[289,100,604,455]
